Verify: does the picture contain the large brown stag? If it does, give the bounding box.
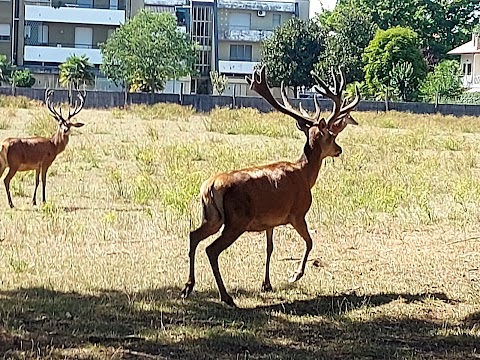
[181,66,360,306]
[0,89,86,208]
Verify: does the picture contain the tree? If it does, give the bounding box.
[10,69,35,88]
[209,70,228,95]
[59,55,95,104]
[100,10,197,95]
[314,1,377,84]
[389,61,414,102]
[0,55,11,85]
[420,60,463,107]
[339,0,480,63]
[59,55,94,89]
[261,17,327,97]
[363,27,427,101]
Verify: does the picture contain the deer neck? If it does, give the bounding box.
[51,129,70,155]
[297,140,326,189]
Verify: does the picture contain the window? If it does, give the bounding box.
[0,24,10,41]
[39,25,48,45]
[272,14,281,28]
[463,62,472,76]
[228,13,251,31]
[75,27,93,48]
[229,44,252,61]
[107,28,115,38]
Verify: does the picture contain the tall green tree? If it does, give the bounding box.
[100,10,197,94]
[59,54,95,103]
[339,0,480,63]
[420,60,463,106]
[363,26,427,101]
[261,17,327,96]
[314,1,377,84]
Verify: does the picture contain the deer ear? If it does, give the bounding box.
[330,115,358,135]
[70,122,85,128]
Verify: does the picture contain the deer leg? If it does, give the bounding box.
[181,220,222,299]
[261,228,274,292]
[206,226,244,307]
[41,166,48,203]
[289,218,313,283]
[4,166,18,208]
[32,168,40,206]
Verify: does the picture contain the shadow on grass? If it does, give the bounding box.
[0,286,478,359]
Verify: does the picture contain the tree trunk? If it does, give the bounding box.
[384,89,389,112]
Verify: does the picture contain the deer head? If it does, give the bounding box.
[45,89,86,135]
[245,66,360,159]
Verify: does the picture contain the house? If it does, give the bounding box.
[448,32,480,92]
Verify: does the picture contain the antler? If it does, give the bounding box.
[311,67,361,127]
[68,88,87,120]
[246,66,322,131]
[44,88,87,123]
[45,89,65,123]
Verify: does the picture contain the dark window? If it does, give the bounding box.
[229,45,252,61]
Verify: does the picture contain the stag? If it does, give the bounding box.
[181,66,360,307]
[0,89,86,208]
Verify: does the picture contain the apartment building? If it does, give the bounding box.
[0,0,309,93]
[217,0,309,96]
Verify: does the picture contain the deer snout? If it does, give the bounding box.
[333,146,342,157]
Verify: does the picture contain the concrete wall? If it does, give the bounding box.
[1,86,480,117]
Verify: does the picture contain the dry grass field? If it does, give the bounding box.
[0,96,479,359]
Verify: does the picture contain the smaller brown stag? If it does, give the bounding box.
[0,89,86,208]
[181,66,361,307]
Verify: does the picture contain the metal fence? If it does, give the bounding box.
[1,86,480,117]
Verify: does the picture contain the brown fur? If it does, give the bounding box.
[181,67,361,306]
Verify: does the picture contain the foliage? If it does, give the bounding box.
[209,70,228,95]
[339,0,480,63]
[363,27,427,101]
[0,55,11,85]
[59,55,95,89]
[389,62,414,102]
[420,60,463,105]
[10,69,36,88]
[314,2,377,84]
[100,10,197,93]
[261,17,327,96]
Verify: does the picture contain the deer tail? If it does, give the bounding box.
[199,178,226,225]
[0,142,7,178]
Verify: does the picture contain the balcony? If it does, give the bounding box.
[462,75,480,90]
[24,44,102,64]
[219,60,259,75]
[218,0,295,13]
[220,27,274,42]
[25,3,125,26]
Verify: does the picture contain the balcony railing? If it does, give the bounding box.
[24,44,102,64]
[25,0,126,10]
[25,41,100,49]
[218,60,259,75]
[462,75,480,88]
[220,28,274,42]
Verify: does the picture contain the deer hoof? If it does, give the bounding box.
[221,294,237,308]
[288,272,304,283]
[180,283,194,299]
[261,282,273,292]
